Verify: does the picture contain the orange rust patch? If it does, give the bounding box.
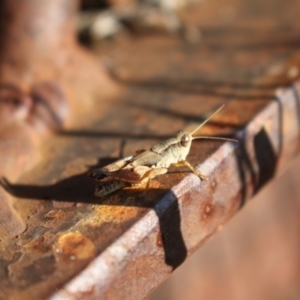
[54,231,96,261]
[24,233,55,255]
[44,209,68,219]
[85,205,140,226]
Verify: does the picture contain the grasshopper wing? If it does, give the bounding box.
[89,156,133,180]
[130,150,162,167]
[101,156,133,172]
[151,136,178,153]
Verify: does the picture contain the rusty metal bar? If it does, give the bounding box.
[1,0,300,299]
[49,83,300,299]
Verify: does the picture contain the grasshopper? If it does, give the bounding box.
[89,105,237,197]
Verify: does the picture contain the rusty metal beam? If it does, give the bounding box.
[1,0,300,299]
[49,83,300,300]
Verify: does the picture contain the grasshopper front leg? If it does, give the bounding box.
[172,161,207,180]
[141,167,168,188]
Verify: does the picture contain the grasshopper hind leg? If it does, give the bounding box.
[95,179,128,197]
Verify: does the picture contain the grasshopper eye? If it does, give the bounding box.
[181,134,190,147]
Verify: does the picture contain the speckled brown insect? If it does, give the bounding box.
[89,105,237,197]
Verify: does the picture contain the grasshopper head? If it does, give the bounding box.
[175,131,193,159]
[177,131,192,148]
[178,105,237,152]
[176,131,193,149]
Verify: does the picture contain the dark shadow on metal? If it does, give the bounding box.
[58,129,239,141]
[112,76,277,101]
[125,101,244,129]
[118,77,288,91]
[234,131,256,209]
[253,128,277,193]
[58,102,242,140]
[234,128,278,208]
[0,168,188,270]
[58,130,174,140]
[154,192,187,269]
[234,96,284,207]
[253,97,283,192]
[58,127,237,141]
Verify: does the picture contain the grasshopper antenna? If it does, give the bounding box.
[190,104,225,136]
[192,136,238,142]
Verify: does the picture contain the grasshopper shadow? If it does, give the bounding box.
[1,161,188,270]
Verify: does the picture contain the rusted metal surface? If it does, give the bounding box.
[0,0,118,238]
[48,86,300,300]
[147,154,300,300]
[1,0,300,299]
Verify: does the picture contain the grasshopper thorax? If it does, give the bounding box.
[171,131,193,162]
